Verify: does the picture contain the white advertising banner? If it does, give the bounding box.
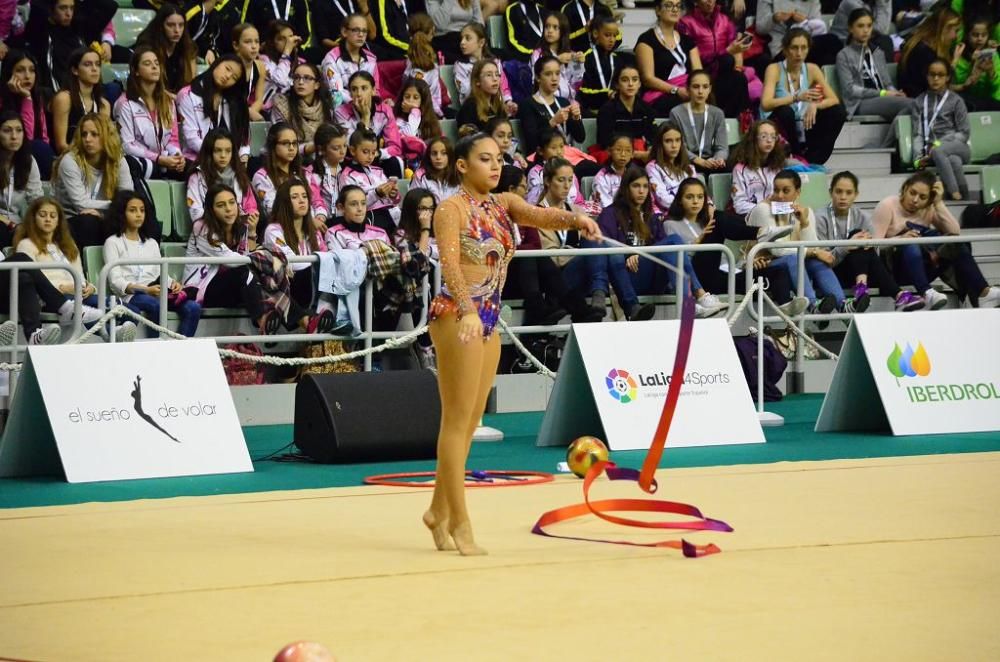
[538,320,765,450]
[0,340,252,483]
[816,309,1000,436]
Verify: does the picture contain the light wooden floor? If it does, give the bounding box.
[2,453,999,661]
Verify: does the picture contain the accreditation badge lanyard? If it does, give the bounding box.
[922,91,949,154]
[271,0,292,21]
[525,3,543,38]
[685,103,707,158]
[592,50,614,90]
[576,1,594,33]
[860,48,882,89]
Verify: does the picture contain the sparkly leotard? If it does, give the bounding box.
[429,189,581,338]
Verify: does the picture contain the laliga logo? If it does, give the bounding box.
[887,341,931,380]
[605,368,638,404]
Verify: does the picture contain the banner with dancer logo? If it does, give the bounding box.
[0,340,251,482]
[538,320,765,450]
[816,309,1000,435]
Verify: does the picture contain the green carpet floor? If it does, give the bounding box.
[2,394,999,509]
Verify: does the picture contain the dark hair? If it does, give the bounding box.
[135,3,197,89]
[270,178,321,254]
[420,136,460,186]
[0,51,45,139]
[485,115,514,137]
[773,169,802,191]
[847,7,874,33]
[108,189,155,242]
[337,183,367,209]
[604,133,634,171]
[830,171,859,191]
[611,164,653,244]
[312,123,348,178]
[782,27,812,51]
[650,121,691,176]
[63,47,106,113]
[285,62,335,139]
[191,55,249,150]
[494,165,526,194]
[397,77,442,142]
[536,128,566,155]
[963,15,994,54]
[900,170,937,198]
[926,57,954,80]
[589,14,619,46]
[541,156,573,200]
[399,187,435,243]
[263,122,308,189]
[614,62,641,87]
[666,177,710,226]
[454,132,493,159]
[231,22,259,48]
[263,19,297,62]
[542,11,572,54]
[196,129,252,195]
[347,70,380,104]
[0,112,35,191]
[201,183,243,248]
[685,69,717,105]
[533,54,562,91]
[348,127,379,163]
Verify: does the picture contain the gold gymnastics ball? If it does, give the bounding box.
[566,436,609,478]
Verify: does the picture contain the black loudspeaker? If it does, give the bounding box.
[294,370,441,463]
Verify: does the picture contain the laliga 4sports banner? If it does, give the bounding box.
[538,319,764,450]
[816,309,1000,436]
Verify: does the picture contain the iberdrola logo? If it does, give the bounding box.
[606,368,638,403]
[887,342,931,382]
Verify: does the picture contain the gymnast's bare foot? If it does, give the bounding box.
[450,520,488,556]
[423,510,455,551]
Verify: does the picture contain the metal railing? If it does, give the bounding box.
[0,261,85,360]
[744,233,1000,391]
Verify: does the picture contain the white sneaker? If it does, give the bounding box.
[620,0,636,7]
[978,286,1000,309]
[695,293,728,318]
[923,289,949,310]
[779,296,809,317]
[114,321,137,343]
[58,303,103,325]
[29,325,61,345]
[0,320,16,345]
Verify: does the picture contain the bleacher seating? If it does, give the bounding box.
[112,9,154,49]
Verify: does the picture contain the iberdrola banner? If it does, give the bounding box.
[816,309,1000,436]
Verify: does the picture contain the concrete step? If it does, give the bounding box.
[825,149,893,177]
[835,122,892,150]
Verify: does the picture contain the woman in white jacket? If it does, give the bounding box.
[113,46,185,180]
[104,191,202,337]
[176,55,249,163]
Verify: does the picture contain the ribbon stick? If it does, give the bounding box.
[532,291,732,557]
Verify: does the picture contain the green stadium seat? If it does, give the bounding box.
[510,119,524,150]
[113,9,155,48]
[580,176,594,200]
[708,173,732,209]
[488,15,507,53]
[440,64,460,110]
[577,118,597,150]
[101,63,129,85]
[725,117,740,147]
[250,121,268,156]
[983,166,1000,205]
[161,242,186,283]
[147,180,172,239]
[169,181,192,239]
[798,172,830,210]
[822,65,839,100]
[396,178,409,199]
[440,118,457,144]
[969,112,1000,163]
[886,63,898,87]
[895,114,913,167]
[41,180,53,197]
[83,246,104,289]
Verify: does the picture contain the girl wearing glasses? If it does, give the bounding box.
[252,122,328,225]
[453,23,516,114]
[634,0,702,116]
[910,59,971,202]
[271,62,338,157]
[321,13,380,106]
[730,119,784,217]
[314,0,376,53]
